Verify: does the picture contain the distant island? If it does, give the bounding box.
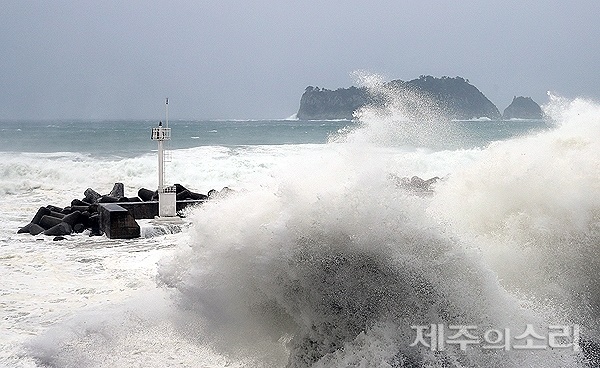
[502,96,544,119]
[297,75,542,121]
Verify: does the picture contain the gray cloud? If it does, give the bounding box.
[1,0,599,120]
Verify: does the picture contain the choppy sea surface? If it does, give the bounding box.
[2,94,600,367]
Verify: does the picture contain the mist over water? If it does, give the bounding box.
[5,80,598,366]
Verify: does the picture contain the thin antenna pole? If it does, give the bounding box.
[165,97,169,129]
[162,97,168,190]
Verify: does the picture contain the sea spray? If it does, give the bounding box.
[431,96,600,340]
[157,80,584,366]
[332,71,463,149]
[158,141,581,367]
[25,287,261,368]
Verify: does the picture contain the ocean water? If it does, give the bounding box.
[2,90,599,367]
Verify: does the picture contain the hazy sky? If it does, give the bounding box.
[1,1,599,120]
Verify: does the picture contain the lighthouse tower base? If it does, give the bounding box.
[158,189,177,217]
[154,185,184,224]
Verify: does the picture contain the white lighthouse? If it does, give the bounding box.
[151,98,177,218]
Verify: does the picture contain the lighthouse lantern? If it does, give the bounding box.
[151,98,176,217]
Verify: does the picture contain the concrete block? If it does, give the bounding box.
[98,203,140,239]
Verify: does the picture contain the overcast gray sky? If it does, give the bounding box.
[1,1,599,120]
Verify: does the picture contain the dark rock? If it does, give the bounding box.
[62,207,73,214]
[62,211,82,226]
[88,204,98,214]
[39,215,64,230]
[71,199,91,207]
[53,236,67,241]
[138,188,155,202]
[188,192,208,201]
[176,190,192,200]
[29,224,45,235]
[79,211,91,228]
[98,196,119,203]
[31,207,51,225]
[108,183,125,199]
[160,184,201,199]
[502,96,544,119]
[174,183,189,194]
[71,205,90,213]
[84,188,102,204]
[46,205,64,214]
[17,223,34,234]
[44,222,72,236]
[73,223,86,233]
[89,214,101,236]
[49,211,65,219]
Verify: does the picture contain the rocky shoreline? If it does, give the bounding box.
[17,183,231,239]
